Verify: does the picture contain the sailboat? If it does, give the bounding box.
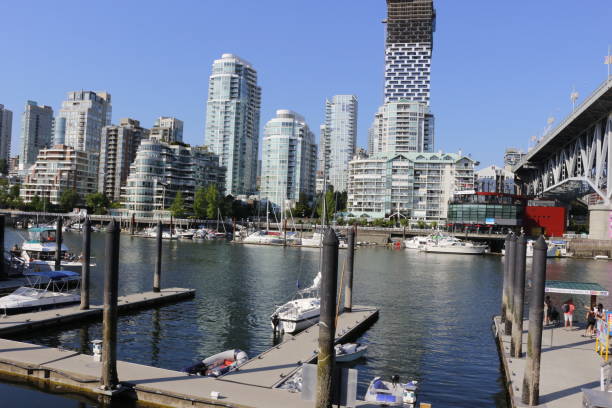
[270,272,321,334]
[243,201,286,245]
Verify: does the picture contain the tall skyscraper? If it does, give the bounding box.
[384,0,436,104]
[261,110,317,208]
[20,101,54,170]
[370,101,434,154]
[0,105,13,163]
[150,116,183,143]
[318,95,358,192]
[58,91,112,153]
[204,54,261,196]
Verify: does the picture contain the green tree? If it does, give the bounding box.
[169,191,186,218]
[193,187,207,219]
[204,184,220,219]
[294,192,311,218]
[317,190,335,223]
[30,195,42,212]
[59,189,80,212]
[417,220,426,229]
[9,184,19,199]
[85,192,110,215]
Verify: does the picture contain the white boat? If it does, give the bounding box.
[301,232,323,248]
[17,227,86,271]
[335,343,367,362]
[0,270,81,314]
[423,236,487,255]
[175,228,195,239]
[243,230,285,245]
[594,255,610,260]
[404,236,434,250]
[142,226,177,240]
[183,349,248,377]
[271,272,321,334]
[364,377,418,406]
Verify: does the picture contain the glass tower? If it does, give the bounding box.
[20,101,54,170]
[0,105,12,163]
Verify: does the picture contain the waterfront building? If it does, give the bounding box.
[318,95,358,192]
[58,91,112,153]
[260,110,317,208]
[0,105,13,163]
[503,147,525,170]
[347,151,475,221]
[121,139,225,218]
[476,165,516,194]
[150,117,183,143]
[204,53,261,196]
[98,118,149,202]
[20,145,97,204]
[369,101,434,155]
[20,101,54,170]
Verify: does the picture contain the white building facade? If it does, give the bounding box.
[204,53,261,196]
[20,101,54,170]
[260,110,317,208]
[58,91,112,153]
[0,104,13,163]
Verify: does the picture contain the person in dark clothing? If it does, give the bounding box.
[585,305,597,337]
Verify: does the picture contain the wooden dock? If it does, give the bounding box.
[0,288,195,336]
[493,316,601,407]
[0,306,379,407]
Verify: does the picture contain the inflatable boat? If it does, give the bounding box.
[335,343,367,362]
[364,376,418,406]
[183,349,248,377]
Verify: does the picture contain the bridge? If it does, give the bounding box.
[514,78,612,239]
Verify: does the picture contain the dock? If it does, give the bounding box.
[0,288,195,336]
[0,305,379,407]
[493,316,601,407]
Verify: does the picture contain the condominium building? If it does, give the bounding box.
[0,105,13,163]
[503,148,525,170]
[347,151,475,221]
[384,0,436,105]
[260,110,317,208]
[20,145,97,204]
[20,101,54,170]
[150,116,183,143]
[476,165,516,194]
[369,101,434,155]
[121,139,225,218]
[58,91,112,153]
[98,118,149,201]
[204,53,261,196]
[318,95,358,192]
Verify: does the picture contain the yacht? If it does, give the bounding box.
[271,272,321,334]
[423,236,488,255]
[17,227,84,271]
[404,236,432,250]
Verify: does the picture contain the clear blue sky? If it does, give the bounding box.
[1,1,611,167]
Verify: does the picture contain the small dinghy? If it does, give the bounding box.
[335,343,367,362]
[183,349,248,377]
[364,376,418,406]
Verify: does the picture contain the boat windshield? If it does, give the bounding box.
[28,228,56,243]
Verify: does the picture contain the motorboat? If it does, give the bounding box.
[594,255,610,260]
[175,228,195,239]
[364,376,418,406]
[243,230,285,245]
[183,349,248,377]
[142,226,177,240]
[404,236,431,250]
[0,270,81,314]
[423,236,487,255]
[335,343,367,362]
[271,272,321,334]
[17,227,86,271]
[301,232,323,248]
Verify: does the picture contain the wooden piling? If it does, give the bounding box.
[102,219,120,390]
[80,217,91,310]
[154,220,162,293]
[344,226,356,312]
[522,236,548,406]
[511,234,527,358]
[55,217,63,270]
[316,228,338,408]
[501,234,510,324]
[504,234,516,336]
[130,213,135,236]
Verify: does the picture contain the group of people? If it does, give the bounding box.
[544,295,605,337]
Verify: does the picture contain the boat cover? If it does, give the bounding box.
[25,270,80,280]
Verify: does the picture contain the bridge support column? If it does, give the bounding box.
[588,204,612,240]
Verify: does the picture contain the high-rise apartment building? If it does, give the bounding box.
[369,101,434,154]
[98,118,149,201]
[318,95,358,192]
[58,91,112,153]
[204,53,261,196]
[20,101,54,170]
[0,105,13,163]
[150,117,183,143]
[384,0,435,105]
[503,148,525,170]
[261,110,317,208]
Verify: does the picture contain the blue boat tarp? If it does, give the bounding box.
[25,270,79,279]
[27,227,56,232]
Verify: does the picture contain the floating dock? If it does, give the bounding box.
[0,305,379,408]
[493,316,601,407]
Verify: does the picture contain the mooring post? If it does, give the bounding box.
[101,219,120,390]
[55,217,63,270]
[232,217,236,241]
[283,218,287,247]
[344,226,356,312]
[0,215,5,277]
[522,236,548,406]
[170,215,173,239]
[511,234,527,357]
[501,234,511,324]
[402,225,406,240]
[316,228,339,408]
[80,217,91,310]
[154,219,162,293]
[130,213,135,236]
[504,234,516,336]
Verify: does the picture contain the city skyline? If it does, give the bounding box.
[1,1,611,169]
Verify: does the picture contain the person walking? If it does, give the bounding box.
[544,296,553,325]
[562,299,575,329]
[585,305,596,337]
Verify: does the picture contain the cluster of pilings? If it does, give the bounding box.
[500,233,548,406]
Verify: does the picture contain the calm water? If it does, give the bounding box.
[4,228,612,407]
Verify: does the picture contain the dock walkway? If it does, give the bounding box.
[494,316,601,407]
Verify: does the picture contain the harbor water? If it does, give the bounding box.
[3,228,612,407]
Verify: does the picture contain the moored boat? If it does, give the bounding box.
[423,236,487,255]
[271,272,321,334]
[183,349,248,377]
[364,376,418,406]
[17,227,87,271]
[335,343,367,362]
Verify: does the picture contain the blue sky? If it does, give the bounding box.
[1,1,611,167]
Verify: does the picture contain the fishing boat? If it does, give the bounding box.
[423,236,487,255]
[17,227,85,271]
[335,343,367,362]
[271,272,321,334]
[364,376,418,406]
[0,270,80,315]
[183,349,248,377]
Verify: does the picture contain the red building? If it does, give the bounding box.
[524,201,566,237]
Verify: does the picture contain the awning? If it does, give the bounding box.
[545,280,609,296]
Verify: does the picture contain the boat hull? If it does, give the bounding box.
[423,246,486,255]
